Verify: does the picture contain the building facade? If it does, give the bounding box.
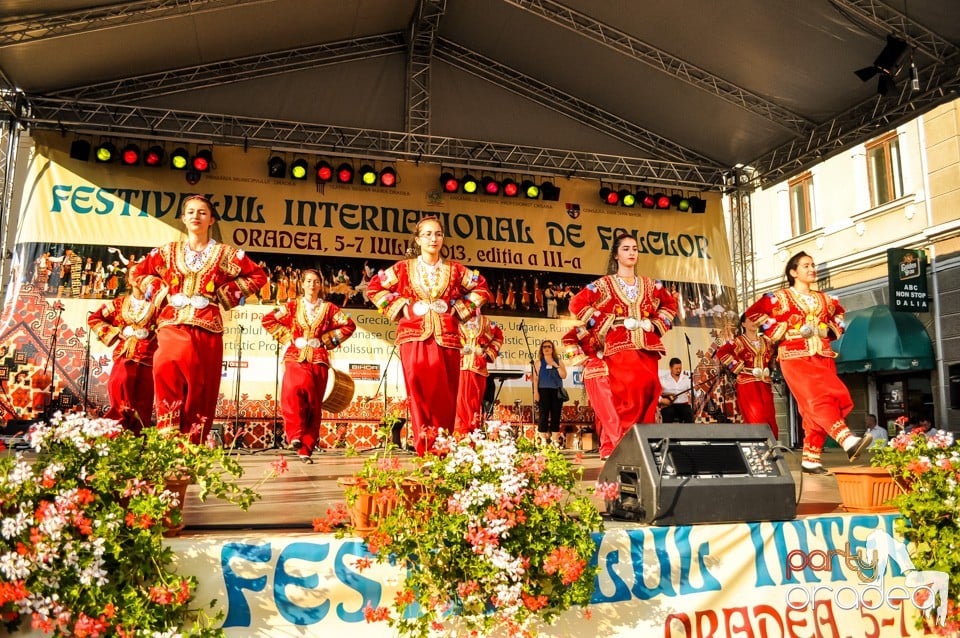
[744,98,960,436]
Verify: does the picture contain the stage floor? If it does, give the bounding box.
[181,446,862,533]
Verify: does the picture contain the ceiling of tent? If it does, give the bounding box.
[0,0,958,190]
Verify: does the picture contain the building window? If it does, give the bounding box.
[788,172,814,236]
[866,132,903,207]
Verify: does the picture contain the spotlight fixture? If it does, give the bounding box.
[170,147,190,170]
[69,140,91,162]
[669,194,683,209]
[315,160,334,183]
[440,172,459,193]
[336,162,355,184]
[120,143,140,166]
[267,156,286,178]
[689,196,707,214]
[677,195,691,212]
[95,141,116,163]
[185,168,202,186]
[191,149,213,173]
[481,176,500,195]
[618,189,636,207]
[290,158,309,180]
[358,164,378,186]
[144,145,164,167]
[599,187,619,206]
[854,34,910,96]
[502,178,519,197]
[379,167,397,188]
[541,181,561,201]
[521,180,540,199]
[461,174,479,194]
[638,191,655,209]
[655,193,671,209]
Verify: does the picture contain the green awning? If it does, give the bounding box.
[833,305,934,374]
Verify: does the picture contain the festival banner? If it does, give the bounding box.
[0,133,738,439]
[157,512,940,637]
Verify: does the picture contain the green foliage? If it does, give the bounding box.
[871,429,960,634]
[357,423,604,637]
[0,412,260,636]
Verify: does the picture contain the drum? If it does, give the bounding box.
[323,367,355,413]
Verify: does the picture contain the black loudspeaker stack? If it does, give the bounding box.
[598,423,796,526]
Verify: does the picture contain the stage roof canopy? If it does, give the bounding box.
[1,0,959,189]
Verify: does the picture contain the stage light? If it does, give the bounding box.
[358,164,377,186]
[855,34,910,96]
[639,191,656,208]
[461,174,479,194]
[170,147,190,170]
[191,149,212,172]
[69,140,91,162]
[541,181,561,201]
[315,160,334,183]
[336,163,355,184]
[144,145,164,167]
[481,176,500,195]
[521,180,540,199]
[599,187,619,205]
[669,194,683,209]
[502,178,519,197]
[677,195,691,212]
[120,144,140,166]
[689,196,707,213]
[267,156,286,178]
[290,158,309,180]
[655,193,671,209]
[379,167,397,187]
[440,172,459,193]
[619,189,636,207]
[95,141,116,163]
[185,168,202,185]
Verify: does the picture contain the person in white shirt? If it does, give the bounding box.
[865,413,888,447]
[658,357,694,423]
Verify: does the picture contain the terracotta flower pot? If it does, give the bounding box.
[338,476,425,538]
[832,467,904,513]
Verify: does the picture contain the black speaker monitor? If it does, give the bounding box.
[599,423,796,526]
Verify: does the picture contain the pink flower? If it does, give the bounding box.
[594,481,620,501]
[270,455,289,476]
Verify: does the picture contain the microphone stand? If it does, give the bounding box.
[365,344,399,452]
[230,325,245,450]
[42,303,65,420]
[684,332,696,423]
[252,338,283,454]
[518,319,538,431]
[81,311,93,413]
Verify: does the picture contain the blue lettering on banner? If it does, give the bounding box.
[274,541,331,625]
[222,542,271,627]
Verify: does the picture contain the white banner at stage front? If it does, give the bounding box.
[159,512,938,637]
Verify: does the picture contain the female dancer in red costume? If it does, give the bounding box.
[561,326,619,459]
[131,195,267,442]
[745,251,870,474]
[714,314,780,439]
[454,311,503,434]
[569,233,678,444]
[87,271,161,433]
[262,269,356,463]
[367,217,491,455]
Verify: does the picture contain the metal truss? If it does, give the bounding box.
[750,58,960,186]
[405,0,445,141]
[501,0,816,137]
[17,95,726,189]
[828,0,956,63]
[0,0,270,46]
[51,33,407,102]
[435,39,722,168]
[0,73,25,286]
[727,170,755,311]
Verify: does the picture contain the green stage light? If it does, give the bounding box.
[170,147,190,170]
[95,142,116,163]
[619,189,636,207]
[461,174,479,194]
[522,180,540,199]
[290,158,308,180]
[359,164,377,186]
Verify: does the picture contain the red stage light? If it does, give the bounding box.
[482,176,500,195]
[191,149,212,172]
[440,172,459,193]
[502,178,519,197]
[655,193,671,209]
[144,145,164,167]
[315,161,333,183]
[379,167,397,188]
[599,187,619,205]
[639,191,655,208]
[337,163,355,183]
[120,144,140,166]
